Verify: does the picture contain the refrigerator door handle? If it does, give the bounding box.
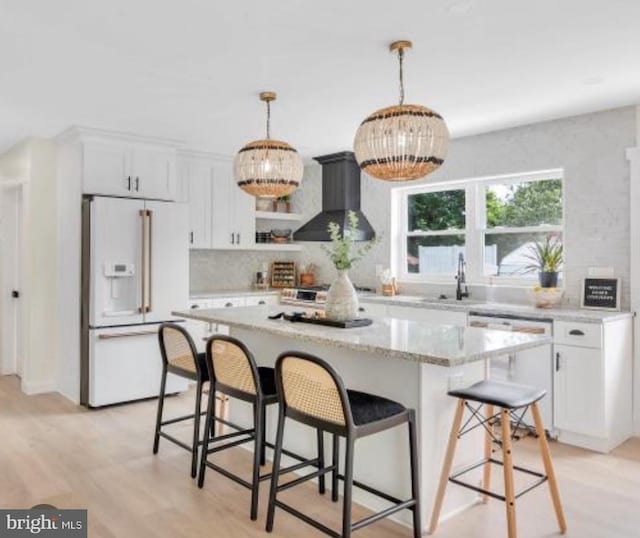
[146,209,153,313]
[98,329,158,340]
[139,209,149,314]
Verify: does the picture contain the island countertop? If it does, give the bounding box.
[173,305,551,367]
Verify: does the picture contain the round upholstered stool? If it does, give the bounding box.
[154,323,210,478]
[429,379,567,538]
[266,351,421,538]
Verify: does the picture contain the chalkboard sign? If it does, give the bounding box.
[581,278,620,311]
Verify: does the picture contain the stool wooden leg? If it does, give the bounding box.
[197,384,217,488]
[342,436,355,538]
[153,366,167,454]
[260,404,267,466]
[501,409,517,538]
[332,434,340,502]
[191,380,204,479]
[250,400,264,521]
[429,398,466,534]
[482,404,494,503]
[266,410,286,533]
[317,429,326,494]
[531,403,567,534]
[408,410,422,538]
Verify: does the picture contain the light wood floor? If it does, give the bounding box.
[1,376,639,537]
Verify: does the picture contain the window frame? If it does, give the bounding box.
[391,169,565,285]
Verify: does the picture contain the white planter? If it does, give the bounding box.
[325,270,359,321]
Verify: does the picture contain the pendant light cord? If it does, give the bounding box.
[266,100,271,139]
[398,48,405,105]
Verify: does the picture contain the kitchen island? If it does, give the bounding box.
[173,305,551,531]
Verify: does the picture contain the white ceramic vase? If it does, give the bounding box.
[325,270,359,321]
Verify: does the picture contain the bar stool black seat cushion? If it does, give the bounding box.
[448,380,546,409]
[258,367,277,396]
[347,389,406,425]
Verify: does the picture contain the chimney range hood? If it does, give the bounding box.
[293,151,375,242]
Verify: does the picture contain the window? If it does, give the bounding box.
[393,170,564,283]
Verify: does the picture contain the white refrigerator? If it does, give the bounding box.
[81,196,189,407]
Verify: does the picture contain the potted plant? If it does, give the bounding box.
[321,211,377,321]
[275,195,291,213]
[525,235,563,288]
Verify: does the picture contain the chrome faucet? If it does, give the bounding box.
[456,253,470,301]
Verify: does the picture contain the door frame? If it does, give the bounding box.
[0,179,27,378]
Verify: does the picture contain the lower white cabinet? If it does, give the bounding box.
[552,318,632,452]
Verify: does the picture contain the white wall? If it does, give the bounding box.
[298,106,637,308]
[0,138,58,394]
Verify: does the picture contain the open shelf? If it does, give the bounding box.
[255,211,303,221]
[252,243,302,252]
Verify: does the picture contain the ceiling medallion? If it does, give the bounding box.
[234,91,303,198]
[353,40,450,181]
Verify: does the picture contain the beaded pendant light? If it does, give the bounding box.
[234,91,303,198]
[353,40,450,182]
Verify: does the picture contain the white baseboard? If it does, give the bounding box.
[21,379,57,395]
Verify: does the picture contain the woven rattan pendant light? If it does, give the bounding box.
[234,91,303,198]
[353,40,449,182]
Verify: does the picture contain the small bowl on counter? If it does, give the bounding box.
[528,286,563,309]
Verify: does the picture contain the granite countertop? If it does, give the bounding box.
[359,294,634,324]
[190,289,280,300]
[173,305,551,367]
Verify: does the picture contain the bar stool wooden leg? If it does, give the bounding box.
[153,366,168,454]
[332,434,340,502]
[482,404,494,503]
[531,403,567,534]
[317,429,326,494]
[429,398,466,533]
[250,401,264,520]
[407,410,422,538]
[341,437,355,538]
[501,409,517,538]
[190,380,204,478]
[266,410,286,533]
[198,384,217,488]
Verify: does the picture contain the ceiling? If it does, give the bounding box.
[1,0,639,157]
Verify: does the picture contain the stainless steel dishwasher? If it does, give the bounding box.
[468,312,554,434]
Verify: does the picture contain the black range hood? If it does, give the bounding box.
[293,151,375,242]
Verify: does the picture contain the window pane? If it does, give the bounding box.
[484,232,563,277]
[486,179,562,228]
[407,235,465,274]
[408,190,465,232]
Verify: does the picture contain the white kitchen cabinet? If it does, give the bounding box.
[83,139,131,197]
[552,318,632,452]
[386,304,467,326]
[178,158,213,249]
[245,295,279,306]
[211,161,255,249]
[82,137,176,200]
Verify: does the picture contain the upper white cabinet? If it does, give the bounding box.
[178,157,213,249]
[81,132,177,200]
[210,160,255,249]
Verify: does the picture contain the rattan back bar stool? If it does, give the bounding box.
[154,323,209,478]
[266,351,421,538]
[429,379,567,538]
[198,336,327,521]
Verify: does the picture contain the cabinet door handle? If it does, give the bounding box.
[190,231,194,244]
[127,176,132,190]
[135,176,140,192]
[236,232,240,244]
[231,233,235,245]
[555,351,561,372]
[258,300,266,305]
[568,329,585,336]
[225,302,233,308]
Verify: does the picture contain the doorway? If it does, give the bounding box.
[0,183,25,377]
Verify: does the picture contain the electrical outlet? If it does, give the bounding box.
[448,373,466,392]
